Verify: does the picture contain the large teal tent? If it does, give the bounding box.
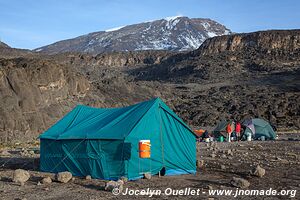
[39,98,196,180]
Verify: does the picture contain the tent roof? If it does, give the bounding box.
[39,98,194,140]
[212,120,228,137]
[243,118,269,127]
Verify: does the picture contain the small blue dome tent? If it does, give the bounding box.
[243,118,277,140]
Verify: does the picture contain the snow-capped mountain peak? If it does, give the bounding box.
[35,16,231,54]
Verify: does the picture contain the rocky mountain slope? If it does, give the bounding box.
[0,41,10,48]
[34,16,231,54]
[0,42,33,59]
[130,30,300,127]
[0,30,299,143]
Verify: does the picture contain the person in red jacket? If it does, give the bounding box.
[226,123,232,142]
[235,121,241,141]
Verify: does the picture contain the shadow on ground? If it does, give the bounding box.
[0,156,39,170]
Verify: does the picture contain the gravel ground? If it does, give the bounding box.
[0,132,299,200]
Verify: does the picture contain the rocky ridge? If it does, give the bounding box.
[0,30,299,143]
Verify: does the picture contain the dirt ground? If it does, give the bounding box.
[0,132,299,200]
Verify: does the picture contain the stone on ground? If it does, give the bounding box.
[221,154,227,159]
[42,177,52,184]
[220,165,226,170]
[143,173,151,179]
[12,169,30,185]
[0,149,11,156]
[252,165,265,178]
[120,176,128,183]
[197,160,204,168]
[105,180,124,192]
[29,150,35,155]
[56,171,72,183]
[231,177,250,188]
[85,175,92,180]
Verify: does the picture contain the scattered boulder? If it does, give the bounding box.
[29,150,35,155]
[227,149,233,156]
[120,176,128,183]
[12,169,30,185]
[42,177,52,184]
[85,175,92,180]
[0,149,11,156]
[221,154,227,159]
[252,165,265,178]
[105,180,124,192]
[280,159,289,164]
[37,181,42,186]
[56,171,72,183]
[231,177,250,188]
[144,173,151,180]
[220,165,226,170]
[211,153,216,158]
[197,160,204,168]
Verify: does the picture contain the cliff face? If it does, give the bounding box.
[0,58,91,142]
[81,51,171,67]
[196,30,300,55]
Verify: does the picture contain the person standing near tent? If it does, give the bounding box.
[235,121,241,141]
[231,121,235,141]
[226,122,233,142]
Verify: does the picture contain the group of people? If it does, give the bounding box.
[198,120,244,142]
[226,121,242,142]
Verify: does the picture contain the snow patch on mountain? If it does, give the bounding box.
[164,15,183,21]
[207,32,217,37]
[201,22,210,29]
[105,26,125,32]
[166,18,181,30]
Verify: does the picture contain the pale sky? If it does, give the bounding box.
[1,0,299,49]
